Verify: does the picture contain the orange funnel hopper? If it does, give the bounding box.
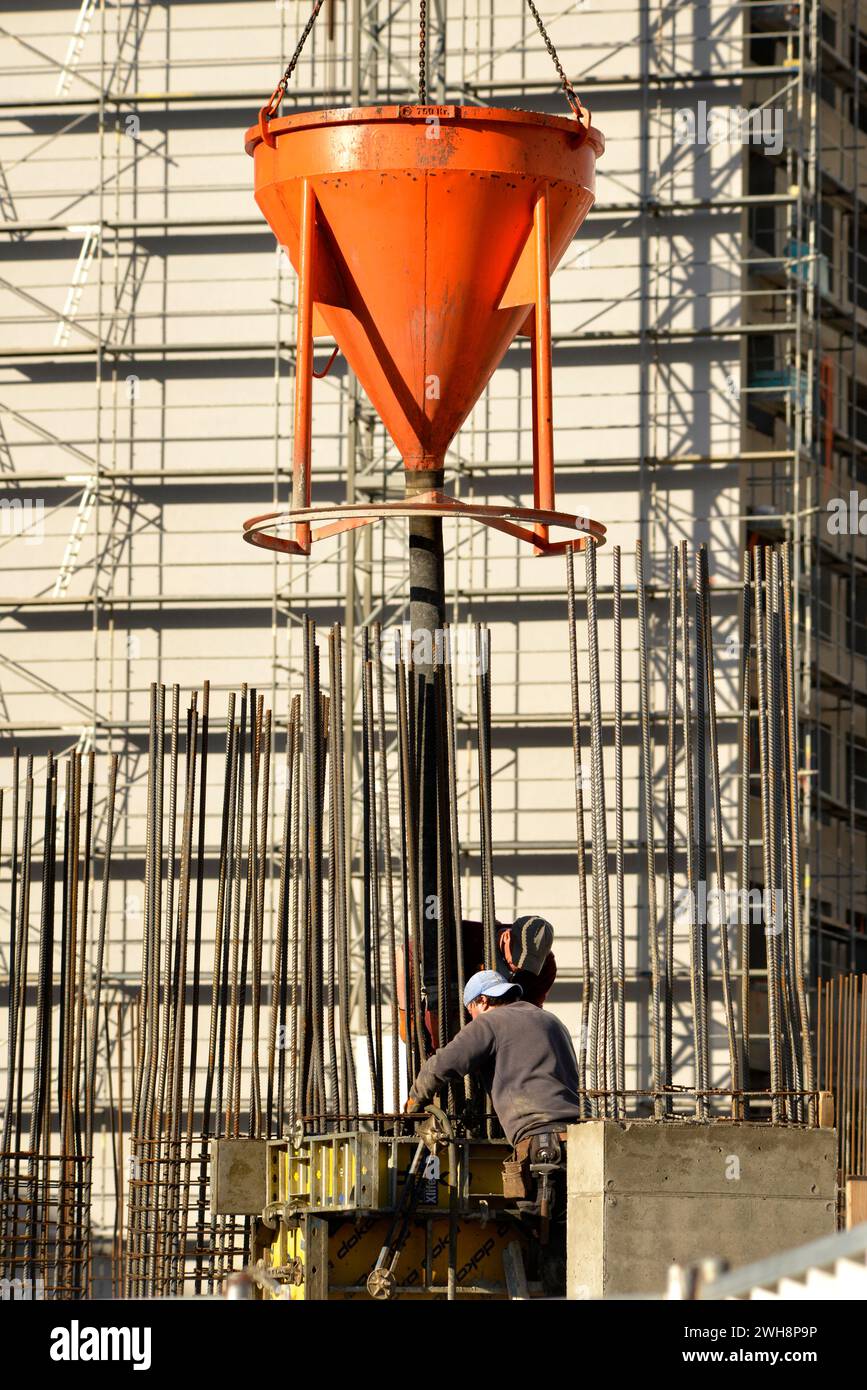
[244,105,606,556]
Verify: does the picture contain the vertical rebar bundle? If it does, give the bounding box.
[817,974,867,1205]
[1,543,830,1300]
[118,619,491,1293]
[574,541,816,1119]
[1,751,116,1299]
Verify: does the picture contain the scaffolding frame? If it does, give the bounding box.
[0,0,866,1250]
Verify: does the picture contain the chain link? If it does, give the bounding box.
[262,0,585,128]
[418,0,428,104]
[264,0,327,119]
[524,0,587,123]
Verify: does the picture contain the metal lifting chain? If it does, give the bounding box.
[419,0,428,104]
[524,0,588,123]
[264,0,327,119]
[264,1,584,126]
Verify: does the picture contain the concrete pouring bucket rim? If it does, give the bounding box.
[245,102,605,157]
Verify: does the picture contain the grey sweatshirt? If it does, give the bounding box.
[409,1000,581,1146]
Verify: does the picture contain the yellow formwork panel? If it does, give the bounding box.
[263,1212,525,1300]
[270,1131,509,1212]
[262,1130,526,1299]
[327,1212,521,1299]
[274,1132,375,1209]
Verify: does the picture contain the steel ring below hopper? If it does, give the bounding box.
[242,493,607,558]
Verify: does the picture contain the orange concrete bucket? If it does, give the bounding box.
[243,104,606,556]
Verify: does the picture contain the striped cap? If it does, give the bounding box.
[511,915,554,974]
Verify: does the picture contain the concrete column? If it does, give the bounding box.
[566,1120,837,1298]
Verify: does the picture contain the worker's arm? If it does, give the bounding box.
[409,1017,495,1106]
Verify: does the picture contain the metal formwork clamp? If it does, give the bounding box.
[365,1106,454,1300]
[417,1102,453,1154]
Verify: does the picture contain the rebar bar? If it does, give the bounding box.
[698,547,740,1114]
[1,564,825,1300]
[585,542,614,1112]
[635,540,661,1119]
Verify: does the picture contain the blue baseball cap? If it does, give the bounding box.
[463,969,522,1008]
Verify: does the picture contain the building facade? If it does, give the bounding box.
[0,1,864,1206]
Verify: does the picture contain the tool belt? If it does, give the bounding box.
[515,1131,568,1164]
[502,1131,568,1199]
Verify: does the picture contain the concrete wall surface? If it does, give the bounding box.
[566,1120,837,1298]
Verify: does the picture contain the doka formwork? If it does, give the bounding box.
[566,1120,838,1299]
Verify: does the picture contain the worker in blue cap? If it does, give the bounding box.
[405,968,580,1294]
[406,967,580,1144]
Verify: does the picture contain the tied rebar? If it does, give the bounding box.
[1,750,116,1299]
[1,548,828,1300]
[565,541,817,1127]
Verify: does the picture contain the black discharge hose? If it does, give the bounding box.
[567,549,593,1117]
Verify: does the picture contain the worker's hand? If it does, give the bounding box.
[403,1095,421,1115]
